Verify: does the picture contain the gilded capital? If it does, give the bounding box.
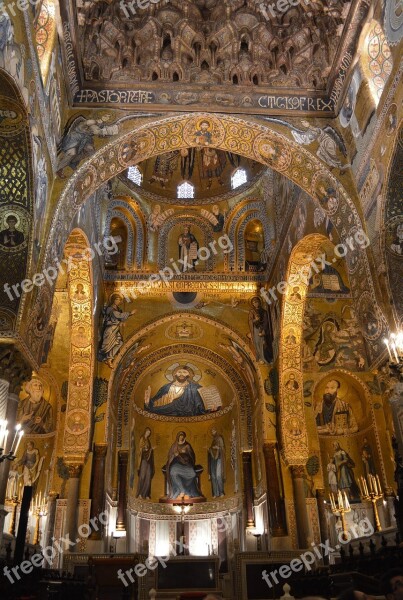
[67,463,83,478]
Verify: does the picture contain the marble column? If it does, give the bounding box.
[44,491,59,550]
[116,450,128,532]
[65,464,83,550]
[89,444,107,539]
[290,465,310,549]
[242,451,254,528]
[263,443,287,536]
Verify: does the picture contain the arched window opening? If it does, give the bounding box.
[177,181,195,199]
[231,168,247,190]
[127,165,143,186]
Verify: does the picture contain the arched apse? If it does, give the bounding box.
[0,69,34,333]
[25,113,387,365]
[105,312,265,452]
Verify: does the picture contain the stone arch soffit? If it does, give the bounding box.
[279,233,329,466]
[105,312,264,450]
[62,228,95,460]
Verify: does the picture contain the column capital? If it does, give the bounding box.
[315,487,326,498]
[48,491,59,500]
[118,450,129,464]
[94,443,108,458]
[0,344,32,395]
[66,463,83,479]
[263,442,277,454]
[290,465,305,478]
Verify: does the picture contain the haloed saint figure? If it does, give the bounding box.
[17,378,53,434]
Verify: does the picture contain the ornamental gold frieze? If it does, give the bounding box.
[108,280,262,298]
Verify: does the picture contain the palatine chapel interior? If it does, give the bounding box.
[0,0,402,598]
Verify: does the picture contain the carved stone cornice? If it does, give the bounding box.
[0,344,31,394]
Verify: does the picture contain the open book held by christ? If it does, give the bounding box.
[199,385,222,412]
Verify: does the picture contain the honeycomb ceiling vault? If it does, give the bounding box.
[61,0,370,115]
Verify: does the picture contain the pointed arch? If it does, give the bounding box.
[278,234,327,464]
[26,113,387,367]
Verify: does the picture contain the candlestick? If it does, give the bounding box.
[359,474,383,532]
[329,490,351,541]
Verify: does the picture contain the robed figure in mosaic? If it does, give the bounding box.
[98,293,136,367]
[144,365,205,417]
[136,428,155,499]
[166,432,202,499]
[208,429,226,497]
[18,378,53,434]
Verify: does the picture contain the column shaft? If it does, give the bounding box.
[242,451,254,528]
[44,492,59,550]
[65,464,83,550]
[263,443,287,536]
[291,465,310,548]
[116,450,128,531]
[89,444,107,539]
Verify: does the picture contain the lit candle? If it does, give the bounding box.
[391,339,399,363]
[13,430,23,455]
[11,424,21,454]
[362,477,368,496]
[376,475,382,495]
[384,339,393,361]
[344,492,350,509]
